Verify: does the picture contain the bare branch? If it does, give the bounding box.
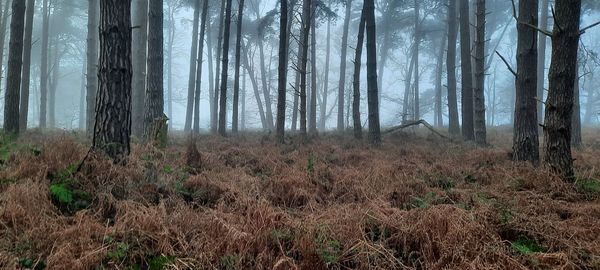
[495,51,517,77]
[580,20,600,34]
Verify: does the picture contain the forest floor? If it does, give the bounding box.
[0,128,599,270]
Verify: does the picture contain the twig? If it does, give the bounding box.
[383,119,450,140]
[495,51,517,77]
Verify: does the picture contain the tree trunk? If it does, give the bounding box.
[131,0,148,137]
[185,0,200,132]
[571,65,582,148]
[434,28,446,127]
[537,0,549,122]
[299,0,312,137]
[309,0,317,135]
[0,1,9,101]
[241,69,246,130]
[94,0,132,162]
[258,40,275,131]
[459,0,474,140]
[79,63,86,129]
[320,11,331,131]
[365,0,380,146]
[337,0,352,131]
[193,0,208,134]
[48,40,60,128]
[241,41,267,129]
[3,0,26,134]
[276,0,288,141]
[233,0,247,135]
[473,0,486,145]
[447,0,460,135]
[352,8,366,139]
[413,0,420,121]
[143,0,165,143]
[86,0,99,134]
[291,39,302,131]
[206,18,215,130]
[217,0,233,136]
[18,0,36,131]
[402,47,416,123]
[543,0,581,181]
[166,4,175,123]
[513,0,539,162]
[583,73,595,125]
[212,0,226,134]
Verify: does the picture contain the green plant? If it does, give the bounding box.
[18,256,46,270]
[500,207,514,225]
[220,254,241,270]
[162,165,174,174]
[576,178,600,195]
[425,175,456,190]
[511,237,545,255]
[148,255,176,270]
[50,183,74,204]
[107,242,129,260]
[307,153,317,173]
[316,238,343,264]
[406,192,438,209]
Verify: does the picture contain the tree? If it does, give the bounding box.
[86,0,99,135]
[212,0,226,134]
[537,0,549,121]
[276,0,288,141]
[337,0,352,131]
[0,1,10,101]
[233,0,246,135]
[217,0,233,136]
[299,0,312,137]
[3,0,26,134]
[309,0,317,135]
[543,0,582,181]
[365,0,380,145]
[185,0,201,133]
[143,0,166,142]
[447,0,460,135]
[19,0,36,131]
[473,0,487,145]
[352,8,366,140]
[93,0,133,162]
[513,0,539,162]
[413,0,420,120]
[131,0,148,137]
[459,0,474,141]
[194,0,209,134]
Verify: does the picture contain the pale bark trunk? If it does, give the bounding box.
[131,0,148,137]
[19,0,36,131]
[193,0,209,133]
[185,0,200,132]
[86,0,99,134]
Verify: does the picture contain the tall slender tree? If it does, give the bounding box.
[86,0,99,134]
[217,0,233,136]
[447,0,460,135]
[0,1,10,97]
[212,0,226,134]
[194,0,209,133]
[413,0,420,120]
[233,0,246,135]
[308,0,317,135]
[131,0,148,137]
[337,0,352,131]
[3,0,26,134]
[276,0,288,141]
[143,0,165,141]
[459,0,474,141]
[365,0,380,145]
[185,0,201,132]
[19,0,36,131]
[299,0,312,137]
[537,0,549,122]
[473,0,487,145]
[352,8,366,139]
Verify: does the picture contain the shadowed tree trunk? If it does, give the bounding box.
[143,0,165,143]
[217,0,233,136]
[513,0,539,162]
[86,0,99,134]
[193,0,209,134]
[232,0,245,135]
[185,0,201,132]
[365,0,380,146]
[3,0,26,134]
[291,39,302,132]
[352,8,366,139]
[276,0,288,141]
[473,0,486,145]
[299,0,312,137]
[537,0,549,122]
[19,0,36,131]
[572,65,582,148]
[543,0,581,181]
[447,0,460,135]
[131,0,148,137]
[93,0,132,162]
[212,0,226,134]
[459,0,474,141]
[337,0,352,131]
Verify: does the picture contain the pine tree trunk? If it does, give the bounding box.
[18,0,36,131]
[537,0,549,122]
[241,41,267,129]
[231,0,245,135]
[320,12,331,131]
[473,0,487,145]
[308,0,317,135]
[185,0,200,132]
[193,0,209,134]
[337,0,351,131]
[299,0,312,137]
[217,0,233,136]
[276,0,288,141]
[206,19,215,130]
[131,0,148,138]
[3,0,26,134]
[543,0,581,181]
[459,0,474,140]
[94,0,132,162]
[258,40,275,131]
[241,69,246,130]
[86,0,99,134]
[365,0,380,146]
[434,29,446,127]
[513,0,539,162]
[572,65,582,148]
[143,0,166,144]
[352,9,366,139]
[413,0,421,121]
[0,1,9,101]
[48,41,60,128]
[447,0,460,135]
[212,0,226,134]
[291,40,302,131]
[166,5,175,123]
[402,48,416,123]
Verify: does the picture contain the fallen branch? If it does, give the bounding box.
[383,119,450,140]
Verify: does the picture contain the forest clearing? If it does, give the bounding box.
[0,129,599,269]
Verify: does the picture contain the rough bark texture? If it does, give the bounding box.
[543,0,581,181]
[217,0,233,136]
[131,0,148,137]
[537,0,549,122]
[473,0,486,145]
[93,0,132,162]
[337,0,351,131]
[352,9,366,139]
[86,0,99,134]
[3,0,26,134]
[299,0,312,137]
[447,0,460,135]
[193,0,209,134]
[19,0,36,131]
[459,0,474,141]
[185,0,200,132]
[143,0,165,143]
[513,0,539,162]
[233,0,245,135]
[365,0,380,146]
[276,0,288,141]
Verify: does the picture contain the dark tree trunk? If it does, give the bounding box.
[473,0,486,145]
[572,65,582,148]
[543,0,581,181]
[3,0,26,134]
[365,0,380,145]
[413,0,420,120]
[212,0,226,134]
[19,0,36,131]
[291,39,302,131]
[537,0,549,122]
[143,0,165,142]
[276,0,288,141]
[299,0,312,137]
[434,29,446,127]
[447,0,460,135]
[459,0,474,141]
[258,40,274,131]
[86,0,99,134]
[217,0,233,136]
[513,0,539,162]
[309,0,317,135]
[233,0,247,135]
[193,0,209,134]
[337,0,351,131]
[94,0,132,162]
[131,0,148,137]
[185,0,201,132]
[352,9,366,139]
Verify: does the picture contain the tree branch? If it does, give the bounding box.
[495,51,517,77]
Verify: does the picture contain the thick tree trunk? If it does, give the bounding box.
[131,0,148,137]
[217,0,233,136]
[94,0,132,162]
[543,0,581,181]
[193,0,209,133]
[86,0,99,134]
[185,0,200,132]
[299,0,312,137]
[473,0,486,145]
[337,0,351,131]
[276,0,288,141]
[352,9,366,139]
[309,1,317,135]
[513,0,539,162]
[3,0,26,134]
[19,0,36,131]
[212,0,226,134]
[537,0,549,122]
[459,0,474,140]
[447,0,460,135]
[143,0,165,143]
[365,0,380,145]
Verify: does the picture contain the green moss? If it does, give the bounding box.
[576,178,600,195]
[511,237,545,255]
[148,255,175,270]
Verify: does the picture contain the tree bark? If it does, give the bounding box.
[413,0,420,121]
[0,1,9,104]
[320,10,331,131]
[193,0,209,134]
[276,0,288,141]
[94,0,132,162]
[473,0,486,145]
[217,0,233,136]
[258,39,275,131]
[299,0,312,137]
[352,9,366,139]
[212,0,226,134]
[513,0,539,162]
[365,0,380,145]
[543,0,581,181]
[571,64,582,148]
[459,0,474,141]
[185,0,201,132]
[537,0,549,122]
[233,0,247,135]
[434,28,446,127]
[166,3,176,123]
[3,0,26,134]
[337,0,352,131]
[241,41,267,129]
[86,0,99,134]
[19,0,36,131]
[447,0,460,135]
[143,0,165,142]
[131,0,148,137]
[309,0,317,135]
